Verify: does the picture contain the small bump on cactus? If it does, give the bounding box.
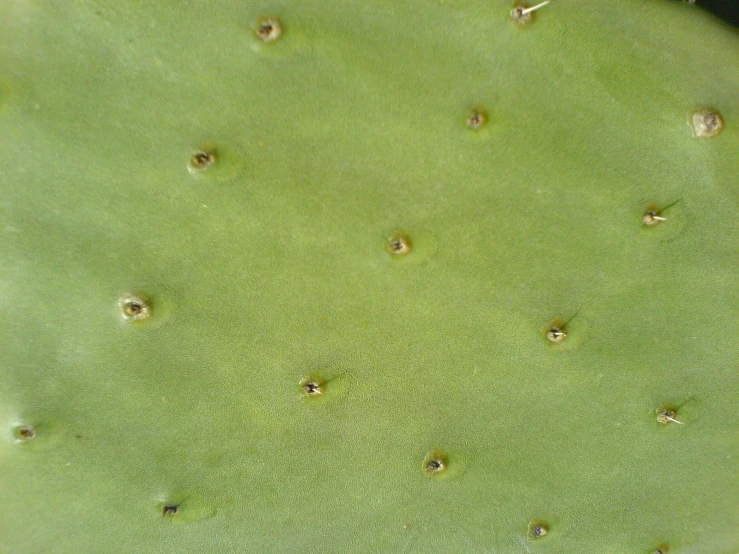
[465,109,487,129]
[689,107,724,137]
[422,449,449,477]
[14,425,36,442]
[254,16,283,44]
[118,292,151,322]
[528,520,549,539]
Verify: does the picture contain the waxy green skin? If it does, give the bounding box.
[0,1,737,552]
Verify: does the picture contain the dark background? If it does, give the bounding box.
[697,0,739,26]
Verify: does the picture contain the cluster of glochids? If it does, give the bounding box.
[510,0,553,25]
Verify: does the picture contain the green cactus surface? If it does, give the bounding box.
[0,1,737,552]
